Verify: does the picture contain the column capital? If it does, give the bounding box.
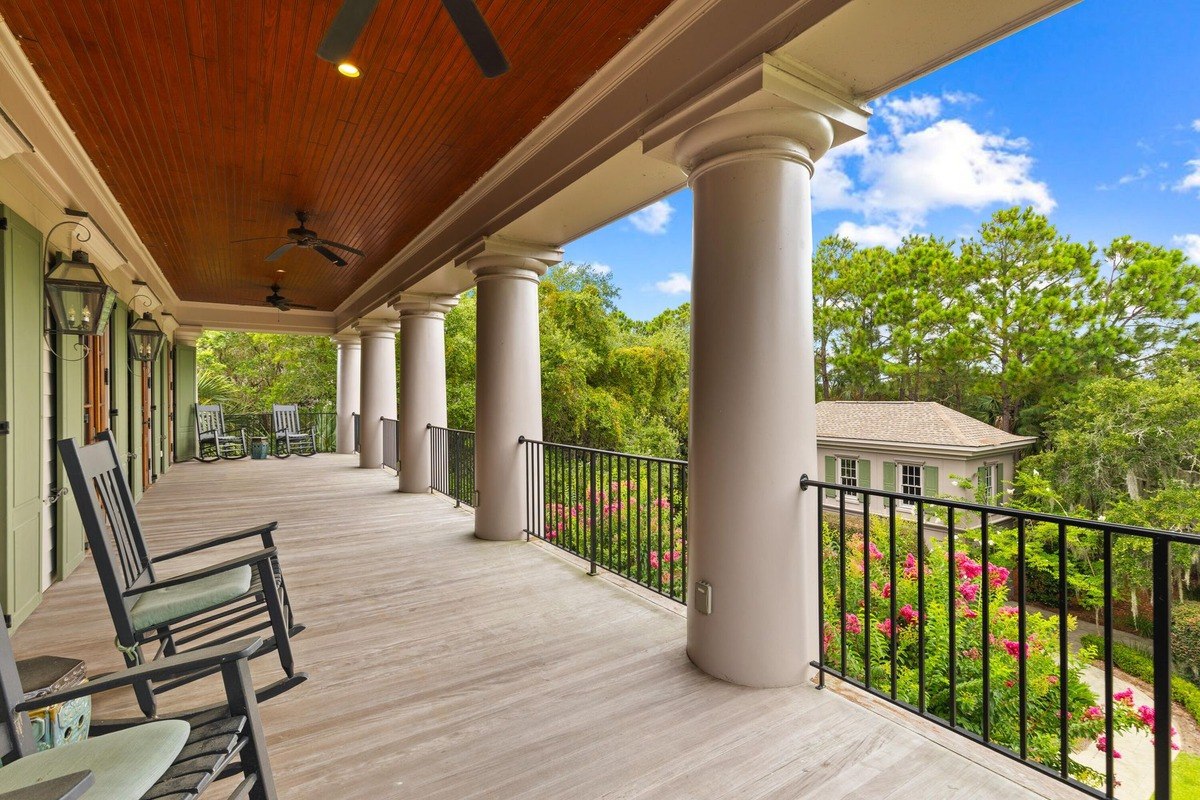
[354,318,401,338]
[331,331,361,348]
[674,107,836,179]
[457,235,562,281]
[172,325,203,347]
[391,293,459,320]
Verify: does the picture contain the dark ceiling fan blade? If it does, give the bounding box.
[314,238,365,257]
[231,236,287,243]
[317,0,381,63]
[441,0,509,78]
[313,245,348,267]
[265,242,298,261]
[289,303,319,310]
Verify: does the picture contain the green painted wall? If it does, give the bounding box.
[0,207,45,627]
[174,344,197,461]
[55,332,86,580]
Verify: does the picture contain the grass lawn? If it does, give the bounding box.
[1152,751,1200,799]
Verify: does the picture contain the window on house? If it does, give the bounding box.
[900,463,923,504]
[838,457,859,501]
[982,463,1002,504]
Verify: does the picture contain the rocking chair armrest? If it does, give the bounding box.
[152,521,279,562]
[126,547,278,596]
[15,639,263,711]
[0,771,94,800]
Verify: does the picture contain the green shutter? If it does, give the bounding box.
[110,305,129,472]
[883,462,896,493]
[173,344,197,461]
[824,455,836,498]
[1,208,46,626]
[857,459,870,490]
[923,465,939,498]
[977,465,988,501]
[995,462,1005,505]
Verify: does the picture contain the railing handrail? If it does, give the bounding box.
[800,476,1200,545]
[517,435,687,467]
[427,423,476,436]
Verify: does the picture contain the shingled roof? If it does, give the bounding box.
[815,401,1037,449]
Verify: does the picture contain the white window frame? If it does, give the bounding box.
[983,462,1000,504]
[899,462,923,506]
[837,456,859,503]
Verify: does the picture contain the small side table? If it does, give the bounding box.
[16,656,91,751]
[250,436,270,459]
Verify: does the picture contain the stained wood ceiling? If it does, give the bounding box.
[4,1,673,310]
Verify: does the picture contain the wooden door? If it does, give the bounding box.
[0,207,45,626]
[83,327,109,443]
[141,363,152,490]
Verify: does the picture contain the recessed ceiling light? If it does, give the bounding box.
[337,62,361,78]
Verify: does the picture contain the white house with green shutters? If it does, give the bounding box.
[817,401,1037,518]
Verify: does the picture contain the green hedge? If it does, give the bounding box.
[1173,601,1200,681]
[1081,634,1200,725]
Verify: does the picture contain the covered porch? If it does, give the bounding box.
[12,455,1069,799]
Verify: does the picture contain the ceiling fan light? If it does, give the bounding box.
[337,62,361,78]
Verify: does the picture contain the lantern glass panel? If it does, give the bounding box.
[44,257,117,337]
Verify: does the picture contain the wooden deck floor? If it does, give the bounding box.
[14,455,1069,799]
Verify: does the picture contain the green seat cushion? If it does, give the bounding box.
[130,565,253,630]
[0,720,189,800]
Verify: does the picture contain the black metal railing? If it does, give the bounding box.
[428,425,476,507]
[802,476,1195,800]
[352,412,360,453]
[381,417,399,471]
[520,437,687,604]
[222,411,337,452]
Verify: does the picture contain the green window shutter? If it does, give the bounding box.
[824,455,836,498]
[923,465,939,497]
[883,462,896,493]
[857,459,870,490]
[996,462,1005,505]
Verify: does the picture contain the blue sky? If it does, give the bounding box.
[563,0,1200,320]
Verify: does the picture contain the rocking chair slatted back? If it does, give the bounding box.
[58,433,154,630]
[195,404,226,443]
[272,405,303,435]
[0,605,37,761]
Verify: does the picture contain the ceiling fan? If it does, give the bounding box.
[233,211,364,267]
[317,0,509,79]
[264,284,317,312]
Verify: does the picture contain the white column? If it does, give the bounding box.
[676,107,850,687]
[333,333,361,455]
[461,238,561,541]
[394,294,457,493]
[355,319,400,469]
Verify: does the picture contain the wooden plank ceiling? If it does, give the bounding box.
[4,1,672,310]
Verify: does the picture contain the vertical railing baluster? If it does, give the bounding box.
[917,498,926,715]
[888,496,897,700]
[817,478,826,689]
[657,460,664,595]
[588,450,598,576]
[948,506,957,728]
[1152,536,1173,800]
[1017,516,1028,762]
[839,489,847,676]
[863,493,871,690]
[1103,528,1114,798]
[981,510,991,743]
[1058,521,1069,780]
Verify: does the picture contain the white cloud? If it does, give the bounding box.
[1174,234,1200,264]
[628,200,674,235]
[590,263,612,275]
[654,272,691,294]
[834,221,907,249]
[1175,160,1200,195]
[1098,166,1151,191]
[1192,119,1200,133]
[811,91,1054,242]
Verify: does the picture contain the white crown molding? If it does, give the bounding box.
[0,106,32,160]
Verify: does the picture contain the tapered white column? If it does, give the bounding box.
[356,319,400,469]
[462,238,561,540]
[677,107,860,687]
[395,294,457,493]
[333,333,361,455]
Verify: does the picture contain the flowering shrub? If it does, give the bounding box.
[823,525,1157,787]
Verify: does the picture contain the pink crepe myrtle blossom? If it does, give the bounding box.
[649,552,661,570]
[1003,640,1029,659]
[845,613,862,635]
[868,541,884,561]
[1084,706,1103,720]
[963,647,981,660]
[1096,736,1121,758]
[903,553,918,580]
[1114,688,1134,705]
[880,582,892,599]
[1137,705,1155,728]
[959,582,980,603]
[899,604,919,625]
[956,552,984,581]
[877,619,894,638]
[988,564,1010,589]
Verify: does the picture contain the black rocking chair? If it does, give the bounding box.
[0,616,279,800]
[271,405,316,458]
[195,404,249,462]
[57,432,306,717]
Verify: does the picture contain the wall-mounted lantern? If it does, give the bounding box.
[128,312,166,362]
[43,248,117,337]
